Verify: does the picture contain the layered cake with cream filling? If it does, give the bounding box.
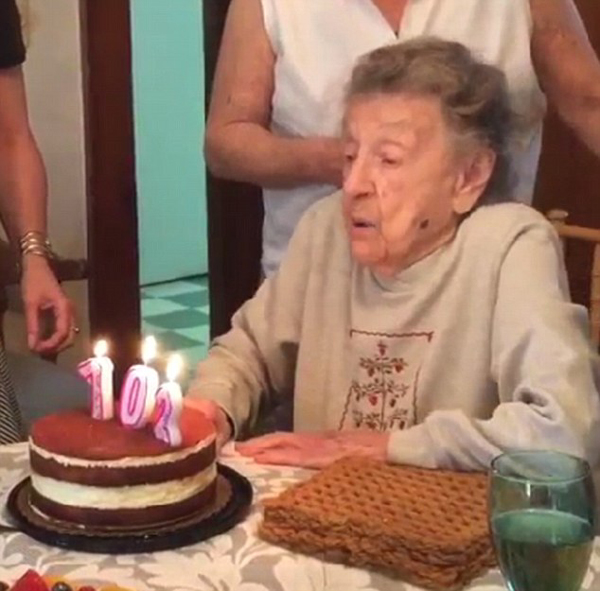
[28,407,217,527]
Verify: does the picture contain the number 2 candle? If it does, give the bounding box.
[154,354,184,446]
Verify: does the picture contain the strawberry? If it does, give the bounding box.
[10,570,49,591]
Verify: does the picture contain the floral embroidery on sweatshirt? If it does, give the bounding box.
[339,330,434,431]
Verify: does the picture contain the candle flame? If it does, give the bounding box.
[166,354,183,382]
[94,339,108,358]
[142,336,158,365]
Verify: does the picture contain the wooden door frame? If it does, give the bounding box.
[81,0,140,380]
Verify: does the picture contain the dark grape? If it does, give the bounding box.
[51,582,73,591]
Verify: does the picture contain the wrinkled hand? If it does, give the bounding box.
[20,256,76,353]
[236,430,389,469]
[183,398,232,451]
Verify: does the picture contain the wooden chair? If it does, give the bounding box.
[547,209,600,347]
[0,237,87,362]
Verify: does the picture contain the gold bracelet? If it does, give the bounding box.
[18,231,55,259]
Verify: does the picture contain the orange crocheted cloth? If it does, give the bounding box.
[259,457,495,591]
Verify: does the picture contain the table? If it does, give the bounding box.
[0,442,598,591]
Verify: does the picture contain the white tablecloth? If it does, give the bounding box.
[0,442,598,591]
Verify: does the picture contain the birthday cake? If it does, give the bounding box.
[28,407,217,527]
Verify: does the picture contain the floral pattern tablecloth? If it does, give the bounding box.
[0,442,598,591]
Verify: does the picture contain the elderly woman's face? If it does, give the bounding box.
[342,93,488,275]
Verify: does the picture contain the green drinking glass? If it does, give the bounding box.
[489,450,596,591]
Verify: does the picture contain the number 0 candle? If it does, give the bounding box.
[77,339,114,420]
[154,354,183,446]
[119,336,159,428]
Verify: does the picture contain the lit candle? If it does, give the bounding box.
[154,354,183,446]
[77,339,114,420]
[119,336,159,428]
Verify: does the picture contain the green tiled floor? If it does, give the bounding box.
[147,309,210,331]
[141,275,210,386]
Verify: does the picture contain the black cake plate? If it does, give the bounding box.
[6,464,253,554]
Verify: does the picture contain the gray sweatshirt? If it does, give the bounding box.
[188,194,600,471]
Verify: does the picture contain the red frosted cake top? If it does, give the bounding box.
[30,407,215,460]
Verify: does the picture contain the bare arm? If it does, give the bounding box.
[0,66,74,352]
[0,66,46,243]
[204,0,343,189]
[530,0,600,158]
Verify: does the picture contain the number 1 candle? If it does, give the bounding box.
[77,339,114,420]
[154,354,184,446]
[119,336,159,428]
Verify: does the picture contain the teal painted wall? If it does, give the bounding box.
[131,0,207,285]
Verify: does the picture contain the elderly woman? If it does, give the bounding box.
[188,38,600,471]
[206,0,600,277]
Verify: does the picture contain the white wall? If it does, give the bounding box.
[5,0,89,369]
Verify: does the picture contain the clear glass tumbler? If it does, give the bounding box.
[489,450,596,591]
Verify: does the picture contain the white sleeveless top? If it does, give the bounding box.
[260,0,546,276]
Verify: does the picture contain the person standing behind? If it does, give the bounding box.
[205,0,600,278]
[0,0,77,442]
